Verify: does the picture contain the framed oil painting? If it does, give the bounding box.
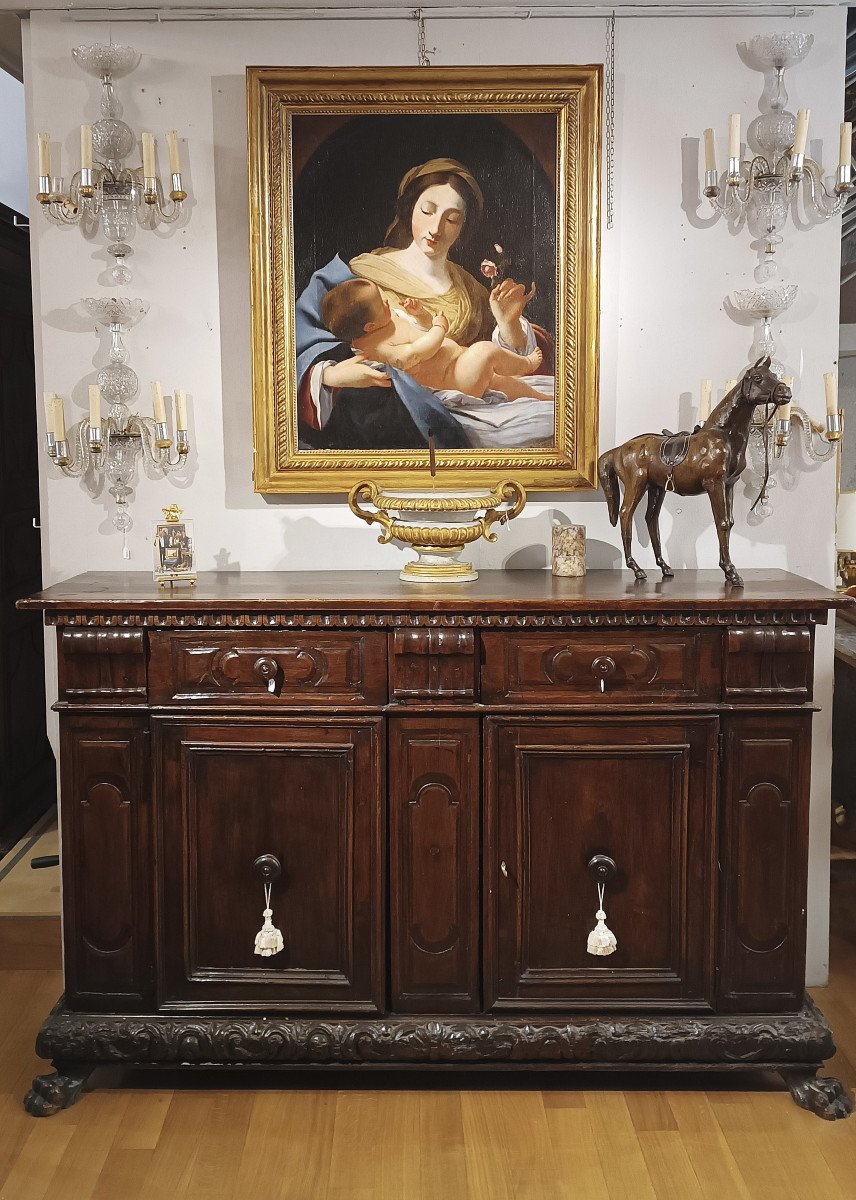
[247,66,601,493]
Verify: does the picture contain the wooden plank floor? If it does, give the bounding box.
[1,876,856,1198]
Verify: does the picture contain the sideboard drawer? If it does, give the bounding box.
[149,631,387,706]
[481,630,721,704]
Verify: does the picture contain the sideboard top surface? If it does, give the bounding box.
[18,569,849,617]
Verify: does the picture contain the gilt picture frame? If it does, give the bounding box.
[247,65,601,493]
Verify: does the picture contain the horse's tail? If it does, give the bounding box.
[598,450,620,527]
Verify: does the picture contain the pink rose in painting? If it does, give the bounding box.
[481,259,498,281]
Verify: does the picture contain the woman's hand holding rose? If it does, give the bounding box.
[489,279,537,351]
[321,354,392,390]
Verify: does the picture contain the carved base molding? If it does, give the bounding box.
[22,995,850,1118]
[31,996,836,1066]
[25,1001,853,1119]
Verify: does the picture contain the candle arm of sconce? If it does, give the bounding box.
[797,156,849,216]
[788,407,839,462]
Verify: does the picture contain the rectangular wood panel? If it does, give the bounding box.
[718,714,811,1012]
[485,717,717,1012]
[389,717,480,1012]
[156,718,384,1012]
[60,713,152,1010]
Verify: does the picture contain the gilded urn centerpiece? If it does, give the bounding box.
[348,479,526,583]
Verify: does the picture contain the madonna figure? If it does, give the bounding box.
[295,158,553,451]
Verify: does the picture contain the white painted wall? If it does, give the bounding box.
[24,8,845,983]
[0,67,27,215]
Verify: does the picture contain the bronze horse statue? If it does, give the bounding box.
[597,357,791,587]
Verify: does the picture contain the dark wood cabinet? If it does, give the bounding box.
[17,570,854,1120]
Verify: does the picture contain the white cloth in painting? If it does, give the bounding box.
[307,313,545,444]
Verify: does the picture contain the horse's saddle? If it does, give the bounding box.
[659,428,692,471]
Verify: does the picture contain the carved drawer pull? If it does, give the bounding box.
[253,656,280,695]
[591,656,617,693]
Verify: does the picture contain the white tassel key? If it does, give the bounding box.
[587,881,617,957]
[254,882,284,958]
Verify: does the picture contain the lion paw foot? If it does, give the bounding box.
[23,1068,90,1117]
[785,1072,854,1121]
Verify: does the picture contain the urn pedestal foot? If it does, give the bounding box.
[24,1065,91,1117]
[781,1068,854,1120]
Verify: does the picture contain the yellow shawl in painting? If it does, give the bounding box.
[349,250,493,346]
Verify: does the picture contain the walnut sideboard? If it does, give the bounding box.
[18,569,854,1119]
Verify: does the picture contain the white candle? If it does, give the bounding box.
[52,395,66,442]
[779,401,792,423]
[700,378,712,420]
[165,130,181,175]
[840,122,852,170]
[824,371,838,417]
[141,132,155,178]
[793,108,810,157]
[151,380,166,424]
[175,387,188,430]
[88,384,101,428]
[43,391,55,435]
[37,132,51,178]
[80,124,92,170]
[728,114,741,160]
[703,128,716,173]
[724,379,737,393]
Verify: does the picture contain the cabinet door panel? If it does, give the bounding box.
[718,714,810,1012]
[60,714,152,1011]
[389,717,480,1012]
[157,719,383,1012]
[485,718,716,1012]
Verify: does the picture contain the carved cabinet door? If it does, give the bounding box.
[485,717,717,1012]
[156,718,383,1012]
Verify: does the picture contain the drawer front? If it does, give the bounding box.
[481,630,720,704]
[149,631,387,706]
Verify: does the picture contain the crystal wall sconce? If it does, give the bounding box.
[35,43,187,283]
[727,282,843,457]
[701,32,852,282]
[43,298,190,547]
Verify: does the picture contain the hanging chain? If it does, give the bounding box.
[414,8,433,68]
[605,10,616,231]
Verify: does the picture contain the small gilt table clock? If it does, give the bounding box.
[152,504,195,588]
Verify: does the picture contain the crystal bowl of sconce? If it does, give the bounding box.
[731,283,799,320]
[739,31,814,71]
[348,479,526,582]
[81,297,150,329]
[71,43,141,79]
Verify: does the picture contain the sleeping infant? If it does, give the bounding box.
[320,278,550,402]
